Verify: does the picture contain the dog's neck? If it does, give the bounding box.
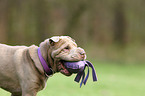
[37,47,54,76]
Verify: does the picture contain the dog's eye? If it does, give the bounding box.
[62,46,70,52]
[63,46,70,52]
[65,46,70,49]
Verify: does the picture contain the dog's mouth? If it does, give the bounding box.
[57,60,72,76]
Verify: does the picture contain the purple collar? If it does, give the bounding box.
[37,47,53,76]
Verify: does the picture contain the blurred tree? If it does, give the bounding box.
[64,0,87,45]
[0,0,145,63]
[113,1,127,46]
[0,0,8,43]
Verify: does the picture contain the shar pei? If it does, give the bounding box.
[0,36,86,96]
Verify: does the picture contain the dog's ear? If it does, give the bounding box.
[49,36,60,46]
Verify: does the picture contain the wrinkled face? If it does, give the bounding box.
[48,36,86,76]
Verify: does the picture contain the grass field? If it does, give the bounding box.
[0,61,145,96]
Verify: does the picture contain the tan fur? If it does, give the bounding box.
[0,36,86,96]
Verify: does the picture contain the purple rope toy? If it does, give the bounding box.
[64,61,97,87]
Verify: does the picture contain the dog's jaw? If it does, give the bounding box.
[57,61,72,76]
[51,59,72,76]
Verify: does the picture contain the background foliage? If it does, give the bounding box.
[0,0,145,63]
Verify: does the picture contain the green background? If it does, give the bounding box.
[0,61,145,96]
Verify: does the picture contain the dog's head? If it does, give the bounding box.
[39,36,86,76]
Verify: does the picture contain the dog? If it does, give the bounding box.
[0,36,86,96]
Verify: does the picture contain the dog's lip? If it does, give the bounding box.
[58,60,72,76]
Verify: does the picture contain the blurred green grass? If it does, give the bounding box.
[0,61,145,96]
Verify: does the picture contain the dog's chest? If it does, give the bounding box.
[0,79,21,93]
